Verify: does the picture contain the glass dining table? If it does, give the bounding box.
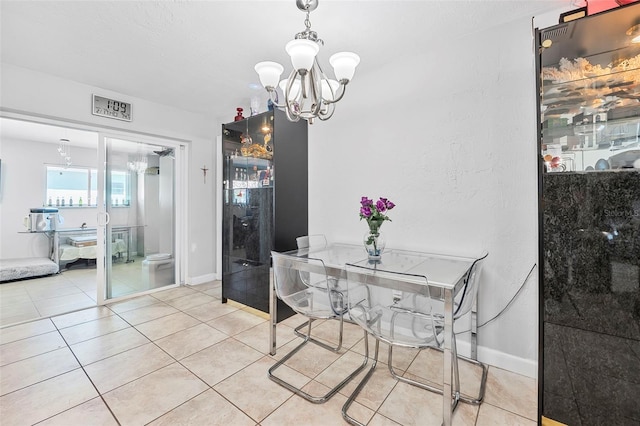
[269,242,481,426]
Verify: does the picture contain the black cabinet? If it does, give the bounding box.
[222,109,308,321]
[536,4,640,425]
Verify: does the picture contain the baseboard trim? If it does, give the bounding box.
[189,273,218,285]
[456,340,537,379]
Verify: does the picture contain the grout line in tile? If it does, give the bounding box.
[0,364,85,398]
[482,400,537,423]
[210,353,292,424]
[142,388,212,425]
[49,317,123,426]
[0,317,57,341]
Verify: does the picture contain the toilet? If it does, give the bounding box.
[142,253,175,289]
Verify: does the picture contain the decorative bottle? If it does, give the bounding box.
[69,196,73,207]
[56,196,60,207]
[78,197,83,207]
[48,196,52,206]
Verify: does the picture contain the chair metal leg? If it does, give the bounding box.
[456,353,488,405]
[387,344,448,395]
[269,328,369,404]
[387,341,488,405]
[293,316,344,352]
[344,338,463,426]
[342,336,376,426]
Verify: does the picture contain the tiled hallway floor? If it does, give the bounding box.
[0,257,154,327]
[0,281,538,425]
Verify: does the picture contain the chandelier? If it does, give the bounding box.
[57,138,72,166]
[254,0,360,124]
[127,148,148,174]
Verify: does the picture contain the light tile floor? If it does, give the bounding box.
[0,281,538,425]
[0,257,167,327]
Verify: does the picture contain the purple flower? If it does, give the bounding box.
[360,196,373,207]
[359,196,395,229]
[360,206,372,218]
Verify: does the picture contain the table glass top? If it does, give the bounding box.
[282,243,477,289]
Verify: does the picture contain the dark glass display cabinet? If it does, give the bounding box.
[536,4,640,425]
[221,109,307,321]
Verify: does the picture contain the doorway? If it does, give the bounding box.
[100,136,180,301]
[0,116,186,325]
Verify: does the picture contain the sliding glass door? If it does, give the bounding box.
[98,135,181,302]
[0,114,185,321]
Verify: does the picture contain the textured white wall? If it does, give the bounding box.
[308,17,540,375]
[0,64,217,282]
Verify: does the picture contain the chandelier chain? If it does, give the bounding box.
[304,11,311,30]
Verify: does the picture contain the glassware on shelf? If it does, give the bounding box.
[250,97,260,116]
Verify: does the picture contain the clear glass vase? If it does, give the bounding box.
[363,231,386,261]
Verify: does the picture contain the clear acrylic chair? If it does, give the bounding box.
[292,234,343,350]
[295,234,328,250]
[295,234,329,290]
[269,251,368,403]
[383,251,489,406]
[341,251,489,425]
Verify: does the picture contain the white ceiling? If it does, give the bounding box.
[0,117,98,148]
[1,0,571,124]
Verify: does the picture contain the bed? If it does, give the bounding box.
[59,238,127,264]
[0,258,59,282]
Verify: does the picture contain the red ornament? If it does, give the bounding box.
[234,108,244,121]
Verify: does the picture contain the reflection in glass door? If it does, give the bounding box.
[100,137,178,300]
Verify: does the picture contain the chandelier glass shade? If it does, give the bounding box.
[127,151,148,174]
[57,138,72,166]
[254,0,360,123]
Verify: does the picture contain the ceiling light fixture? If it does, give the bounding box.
[127,145,148,174]
[57,138,72,166]
[127,155,147,174]
[254,0,360,124]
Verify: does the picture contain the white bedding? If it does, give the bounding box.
[59,239,127,261]
[0,258,59,282]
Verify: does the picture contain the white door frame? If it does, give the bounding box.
[96,132,189,305]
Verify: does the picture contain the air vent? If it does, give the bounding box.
[542,24,568,41]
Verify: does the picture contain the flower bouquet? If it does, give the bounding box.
[359,196,395,260]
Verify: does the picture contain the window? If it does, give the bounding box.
[109,170,130,206]
[45,165,130,207]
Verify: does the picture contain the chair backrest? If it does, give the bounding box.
[345,260,438,346]
[296,234,328,250]
[295,235,329,289]
[453,251,488,318]
[271,251,337,318]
